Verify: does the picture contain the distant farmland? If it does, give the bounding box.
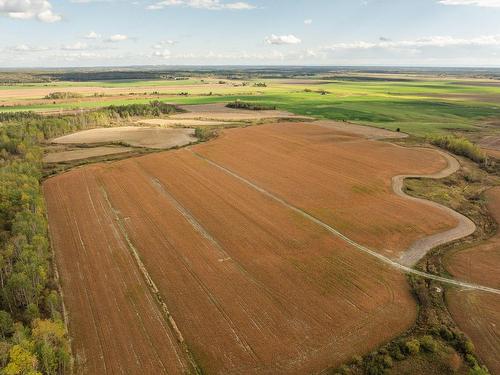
[43,122,461,374]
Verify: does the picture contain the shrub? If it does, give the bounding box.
[469,365,491,375]
[106,101,180,117]
[465,354,479,367]
[439,325,454,341]
[382,355,393,368]
[44,92,83,100]
[336,364,349,374]
[405,339,421,355]
[455,332,475,354]
[349,355,362,366]
[194,128,218,142]
[430,135,487,164]
[303,88,330,95]
[420,335,438,353]
[363,355,387,375]
[387,342,406,361]
[464,340,475,354]
[226,100,276,111]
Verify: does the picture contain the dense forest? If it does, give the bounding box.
[0,102,180,374]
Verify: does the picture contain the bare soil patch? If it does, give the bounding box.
[43,146,131,163]
[51,126,196,149]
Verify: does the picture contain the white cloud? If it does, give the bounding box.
[265,34,302,45]
[153,40,175,49]
[62,42,89,50]
[304,19,312,25]
[0,0,61,22]
[10,44,49,52]
[153,49,171,59]
[147,0,255,10]
[439,0,500,6]
[322,35,500,51]
[107,34,128,42]
[84,31,101,39]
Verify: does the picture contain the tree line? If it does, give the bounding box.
[0,101,181,374]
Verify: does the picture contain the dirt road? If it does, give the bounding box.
[189,149,499,295]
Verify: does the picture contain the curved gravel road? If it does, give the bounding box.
[394,150,477,266]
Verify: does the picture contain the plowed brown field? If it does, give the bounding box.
[193,122,457,258]
[44,122,456,374]
[43,171,193,375]
[445,187,500,374]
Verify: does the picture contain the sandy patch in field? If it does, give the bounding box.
[174,103,310,121]
[136,118,230,127]
[43,146,132,163]
[51,126,196,149]
[445,187,500,374]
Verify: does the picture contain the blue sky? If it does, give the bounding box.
[1,0,500,67]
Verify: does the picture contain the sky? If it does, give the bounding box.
[1,0,500,67]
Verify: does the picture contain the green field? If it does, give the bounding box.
[2,77,500,137]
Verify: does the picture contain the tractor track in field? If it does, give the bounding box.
[188,148,500,296]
